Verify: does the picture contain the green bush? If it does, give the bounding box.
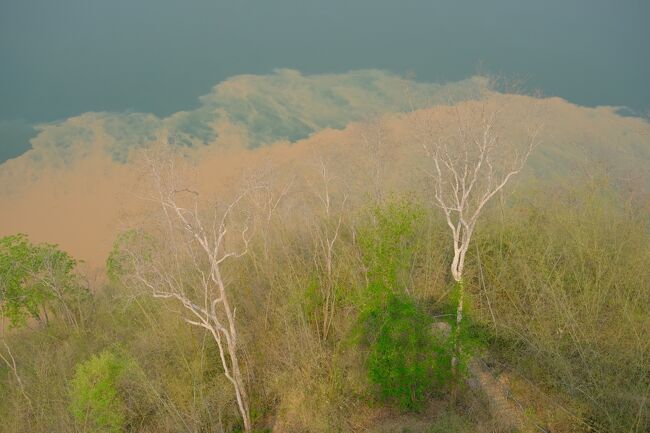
[363,291,449,410]
[356,200,450,410]
[69,350,131,433]
[357,199,424,291]
[0,233,84,327]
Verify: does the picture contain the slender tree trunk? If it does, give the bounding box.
[450,278,464,400]
[230,357,251,433]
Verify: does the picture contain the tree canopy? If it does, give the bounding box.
[0,234,80,327]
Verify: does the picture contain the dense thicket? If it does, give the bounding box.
[1,167,647,432]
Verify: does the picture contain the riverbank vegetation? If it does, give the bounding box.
[1,97,648,432]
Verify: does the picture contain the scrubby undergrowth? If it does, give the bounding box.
[1,172,648,433]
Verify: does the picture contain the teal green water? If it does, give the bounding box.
[1,0,649,162]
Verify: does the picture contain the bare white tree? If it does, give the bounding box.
[307,156,348,342]
[117,153,258,433]
[415,98,542,379]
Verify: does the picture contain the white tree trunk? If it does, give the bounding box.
[414,97,541,391]
[119,153,274,433]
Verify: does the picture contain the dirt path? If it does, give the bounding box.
[468,359,538,433]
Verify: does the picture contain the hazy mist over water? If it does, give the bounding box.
[1,0,649,162]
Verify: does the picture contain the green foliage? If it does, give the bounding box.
[443,280,488,378]
[69,350,131,433]
[0,233,81,327]
[356,200,449,410]
[358,199,423,290]
[362,292,449,410]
